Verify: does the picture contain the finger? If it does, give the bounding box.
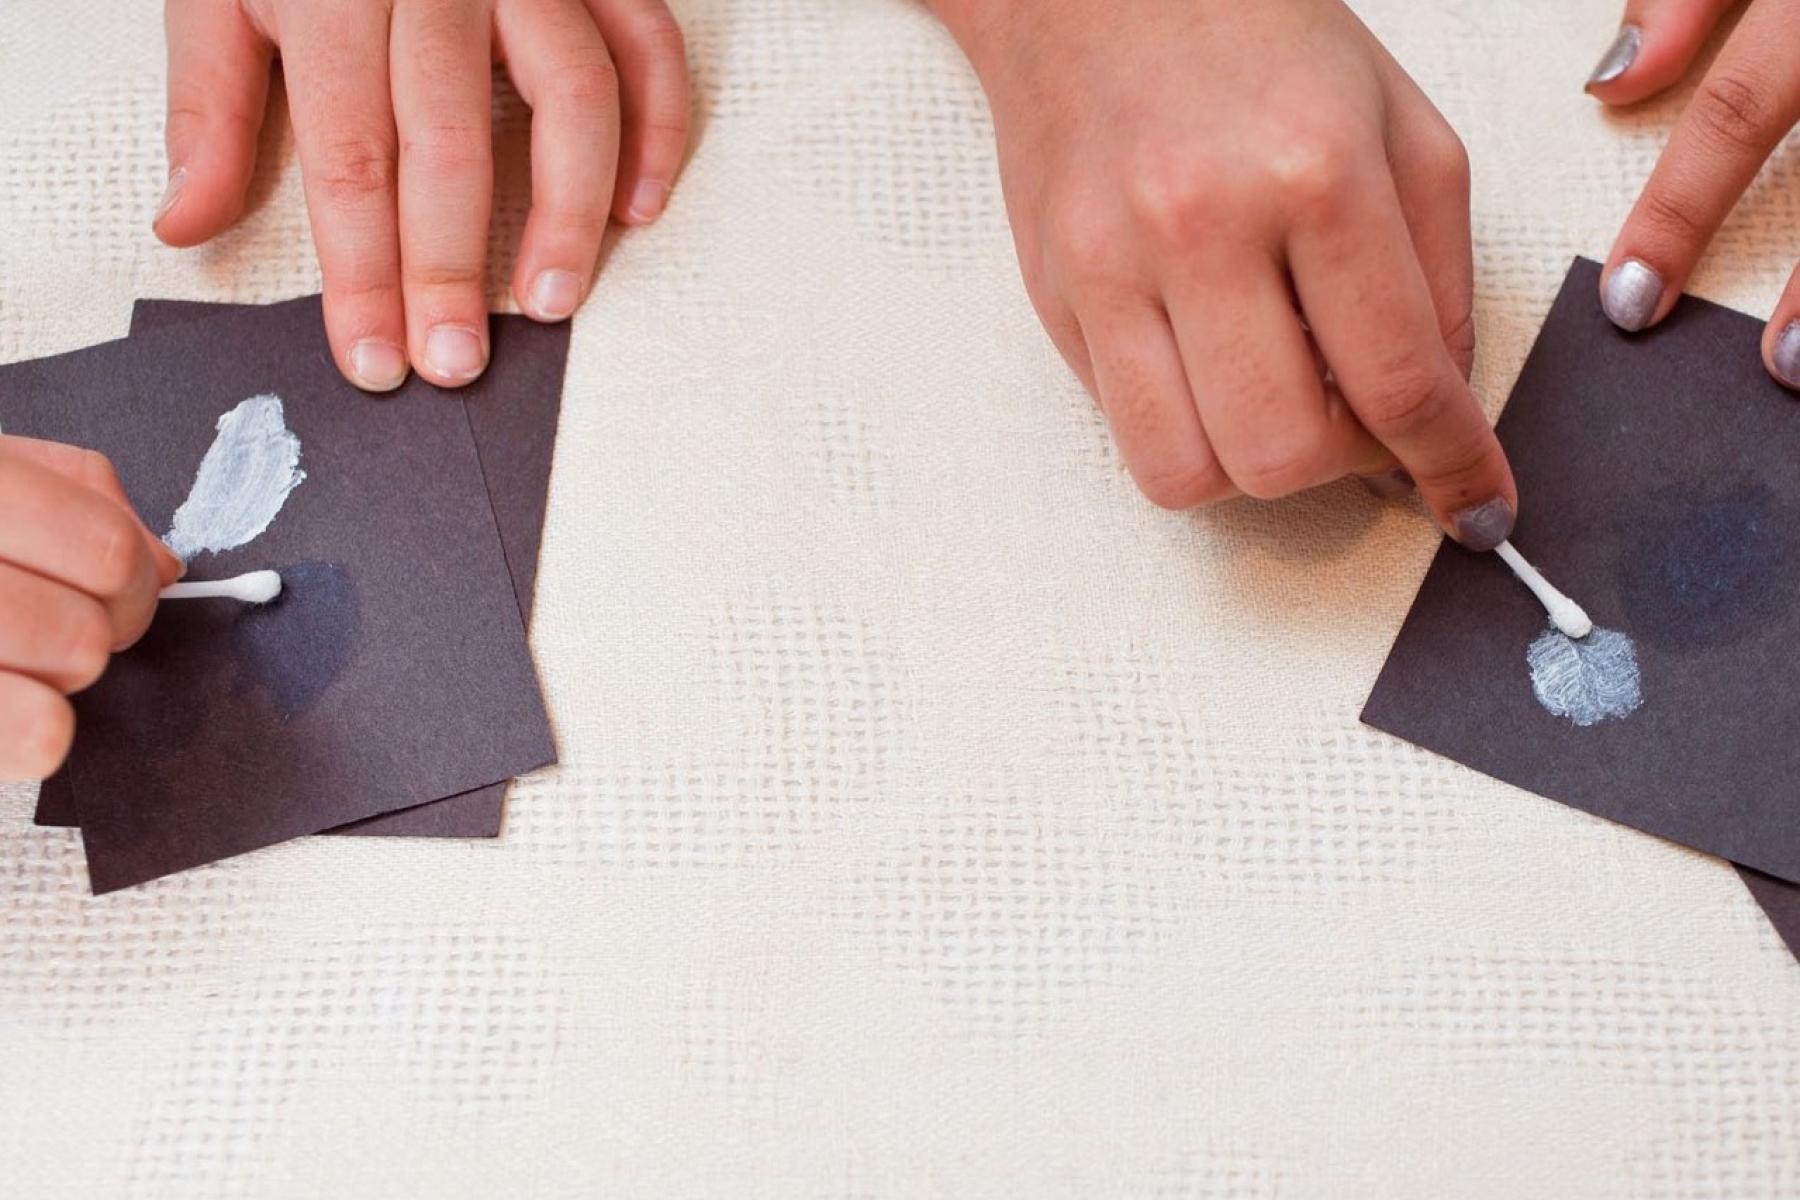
[0,671,75,782]
[283,1,411,392]
[581,0,689,224]
[0,563,113,694]
[0,437,183,583]
[1380,62,1477,380]
[1286,161,1517,548]
[1077,298,1236,509]
[1584,0,1740,106]
[156,0,273,246]
[1762,260,1800,390]
[0,444,168,642]
[392,0,494,386]
[1600,3,1800,332]
[1169,259,1394,500]
[498,0,621,322]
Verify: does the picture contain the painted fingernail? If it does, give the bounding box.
[1587,25,1641,89]
[627,180,668,223]
[422,325,486,383]
[348,338,409,392]
[152,165,187,226]
[1773,321,1800,389]
[528,269,583,321]
[1358,469,1416,500]
[1602,259,1663,332]
[1451,497,1516,552]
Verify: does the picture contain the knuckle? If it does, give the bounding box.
[85,507,144,598]
[1263,119,1366,222]
[1231,437,1326,501]
[1442,307,1477,373]
[1637,185,1708,245]
[1128,157,1221,246]
[627,10,688,61]
[14,688,73,777]
[1137,458,1229,510]
[55,600,112,691]
[1049,198,1132,291]
[402,261,485,291]
[1360,357,1456,439]
[548,49,621,110]
[1691,71,1776,154]
[73,448,122,494]
[311,136,398,207]
[1426,124,1471,197]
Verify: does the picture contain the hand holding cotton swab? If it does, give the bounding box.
[1493,541,1591,639]
[160,570,283,604]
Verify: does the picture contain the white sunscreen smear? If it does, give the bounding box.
[160,570,283,604]
[1495,540,1592,639]
[164,394,305,562]
[1526,625,1642,727]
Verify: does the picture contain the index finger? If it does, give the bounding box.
[1284,159,1517,548]
[0,437,182,583]
[1600,0,1800,332]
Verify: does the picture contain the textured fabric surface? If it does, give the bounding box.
[2,1,1798,1196]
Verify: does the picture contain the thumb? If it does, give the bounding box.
[155,0,273,247]
[1585,0,1739,106]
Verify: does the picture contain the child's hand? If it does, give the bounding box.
[1586,3,1800,387]
[0,437,184,780]
[929,0,1519,550]
[153,0,690,392]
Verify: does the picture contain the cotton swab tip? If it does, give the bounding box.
[159,569,284,604]
[1493,541,1592,640]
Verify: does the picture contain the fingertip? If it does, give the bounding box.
[1767,319,1800,391]
[150,538,185,587]
[521,269,586,323]
[1584,24,1643,100]
[1600,257,1667,332]
[416,324,489,388]
[620,178,669,225]
[1447,494,1517,553]
[344,338,411,393]
[150,153,251,248]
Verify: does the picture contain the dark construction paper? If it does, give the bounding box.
[33,297,568,839]
[1,305,555,891]
[1364,259,1800,950]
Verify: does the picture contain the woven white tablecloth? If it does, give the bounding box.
[3,1,1797,1195]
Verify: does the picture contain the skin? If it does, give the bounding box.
[153,0,692,391]
[1588,0,1800,385]
[0,438,184,781]
[926,0,1518,545]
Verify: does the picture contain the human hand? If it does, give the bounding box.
[928,0,1518,548]
[0,437,185,780]
[154,0,690,391]
[1587,2,1800,388]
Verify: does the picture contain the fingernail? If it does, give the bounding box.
[1587,24,1641,89]
[1602,259,1663,332]
[152,166,187,225]
[528,269,584,321]
[1358,469,1416,500]
[1451,497,1516,553]
[627,180,668,223]
[422,325,486,383]
[348,339,409,392]
[1773,321,1800,389]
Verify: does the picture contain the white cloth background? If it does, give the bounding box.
[2,2,1797,1196]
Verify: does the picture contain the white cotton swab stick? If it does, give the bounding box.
[159,569,283,604]
[1494,541,1591,640]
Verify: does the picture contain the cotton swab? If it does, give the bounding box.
[159,569,283,604]
[1494,541,1591,640]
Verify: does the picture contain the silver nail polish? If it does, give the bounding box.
[1587,25,1641,88]
[1451,497,1515,553]
[1774,321,1800,389]
[1602,259,1663,333]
